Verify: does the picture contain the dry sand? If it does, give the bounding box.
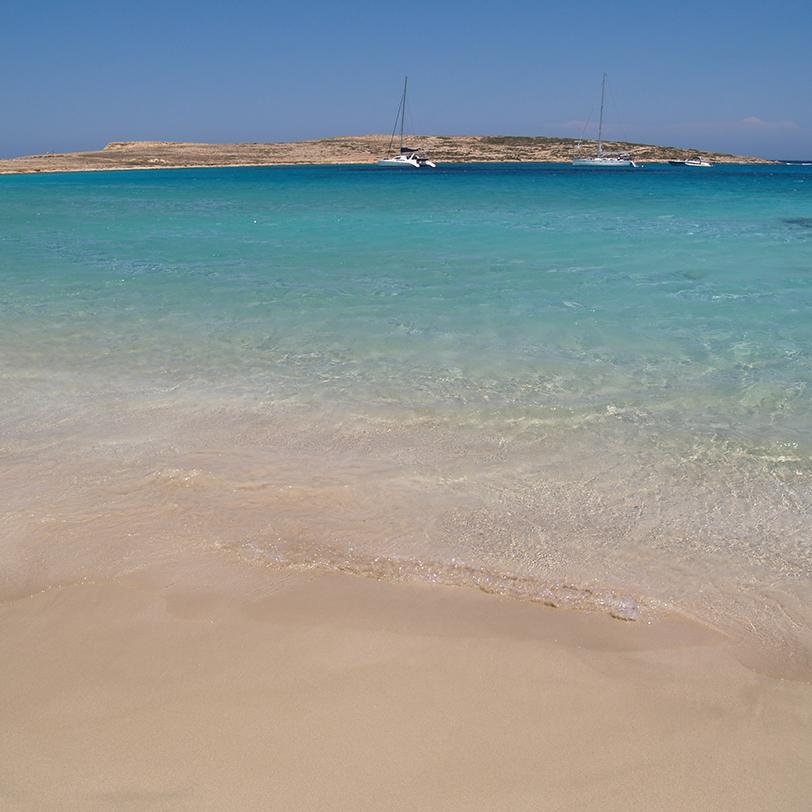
[0,136,770,175]
[1,549,810,811]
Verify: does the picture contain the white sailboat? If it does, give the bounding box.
[378,77,436,169]
[572,74,638,168]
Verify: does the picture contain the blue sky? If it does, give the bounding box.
[1,0,810,158]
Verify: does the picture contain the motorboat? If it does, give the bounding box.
[669,157,713,167]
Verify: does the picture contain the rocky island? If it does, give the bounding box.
[0,135,771,174]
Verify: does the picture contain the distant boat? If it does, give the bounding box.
[571,74,638,168]
[669,157,713,167]
[378,77,436,169]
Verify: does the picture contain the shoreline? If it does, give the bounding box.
[2,549,810,810]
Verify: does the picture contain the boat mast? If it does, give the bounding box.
[399,76,408,152]
[597,72,606,157]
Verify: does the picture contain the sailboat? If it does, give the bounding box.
[572,74,638,168]
[378,77,436,168]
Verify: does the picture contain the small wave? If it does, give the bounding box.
[235,541,642,621]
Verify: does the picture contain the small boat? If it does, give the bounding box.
[572,74,638,168]
[670,157,713,167]
[378,77,436,169]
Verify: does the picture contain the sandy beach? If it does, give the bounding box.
[2,0,808,802]
[1,549,810,811]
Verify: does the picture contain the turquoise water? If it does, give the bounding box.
[2,164,811,666]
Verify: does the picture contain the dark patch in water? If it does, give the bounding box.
[783,217,812,229]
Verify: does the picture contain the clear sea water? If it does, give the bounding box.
[2,163,811,669]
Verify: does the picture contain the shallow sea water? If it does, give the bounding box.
[1,163,811,668]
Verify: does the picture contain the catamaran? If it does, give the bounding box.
[378,77,436,169]
[572,73,638,168]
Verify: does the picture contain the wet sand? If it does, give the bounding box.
[1,550,810,811]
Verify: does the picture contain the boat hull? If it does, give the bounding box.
[378,157,420,168]
[377,156,436,169]
[571,158,638,168]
